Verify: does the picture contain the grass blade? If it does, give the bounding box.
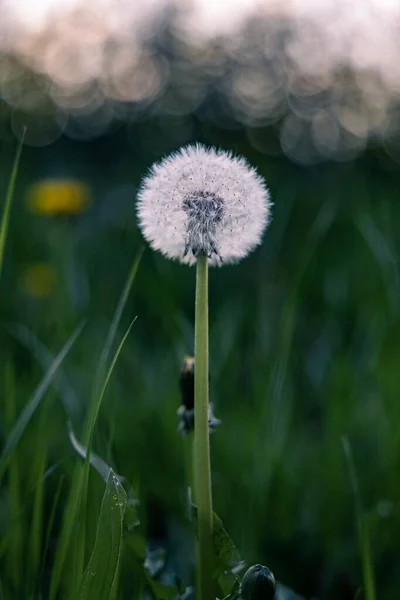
[92,246,144,404]
[342,437,376,600]
[0,128,26,279]
[50,252,142,599]
[84,318,136,453]
[3,363,23,591]
[27,407,48,594]
[68,422,124,484]
[0,321,84,480]
[38,473,65,590]
[78,469,126,600]
[11,323,80,417]
[75,318,136,581]
[50,319,136,600]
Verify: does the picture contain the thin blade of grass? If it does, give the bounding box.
[49,461,85,600]
[74,319,136,586]
[68,422,124,484]
[78,469,126,600]
[50,319,136,600]
[0,321,84,481]
[3,363,23,590]
[92,246,144,407]
[0,128,26,279]
[27,407,48,594]
[75,249,142,588]
[84,317,136,454]
[11,323,80,417]
[342,437,376,600]
[39,474,65,591]
[49,251,142,599]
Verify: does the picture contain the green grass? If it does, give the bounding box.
[0,129,26,279]
[0,323,84,480]
[49,253,142,600]
[342,437,376,600]
[0,130,399,599]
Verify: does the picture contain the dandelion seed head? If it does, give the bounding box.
[136,144,271,266]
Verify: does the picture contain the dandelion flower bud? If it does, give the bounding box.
[137,144,271,266]
[240,564,276,600]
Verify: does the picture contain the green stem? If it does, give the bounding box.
[194,254,214,600]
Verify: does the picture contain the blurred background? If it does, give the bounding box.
[1,0,400,598]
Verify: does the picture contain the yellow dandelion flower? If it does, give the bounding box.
[27,179,91,216]
[20,263,57,298]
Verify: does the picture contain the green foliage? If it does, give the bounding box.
[342,438,376,600]
[0,129,25,279]
[78,469,126,600]
[49,257,140,600]
[0,323,84,480]
[0,126,399,599]
[192,503,243,596]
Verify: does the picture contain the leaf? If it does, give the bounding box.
[68,422,125,484]
[0,322,84,480]
[50,292,139,599]
[191,504,243,596]
[68,421,140,532]
[212,510,241,576]
[92,247,144,403]
[79,469,126,600]
[74,318,136,585]
[146,578,178,600]
[222,579,240,600]
[124,532,147,561]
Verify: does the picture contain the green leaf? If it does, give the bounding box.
[68,422,124,484]
[79,469,127,600]
[211,510,241,577]
[222,579,241,600]
[146,578,178,600]
[50,262,140,600]
[191,504,243,596]
[74,318,136,583]
[74,248,143,586]
[68,421,140,532]
[124,532,147,561]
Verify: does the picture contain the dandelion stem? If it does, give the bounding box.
[194,253,214,600]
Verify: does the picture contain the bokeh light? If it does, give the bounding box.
[27,179,91,215]
[19,262,57,298]
[1,0,400,162]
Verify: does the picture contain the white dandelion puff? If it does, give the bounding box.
[136,143,271,266]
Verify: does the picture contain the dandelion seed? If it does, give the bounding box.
[136,144,271,266]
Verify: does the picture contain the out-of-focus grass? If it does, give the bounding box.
[0,125,399,599]
[342,437,376,600]
[0,129,25,279]
[49,254,141,600]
